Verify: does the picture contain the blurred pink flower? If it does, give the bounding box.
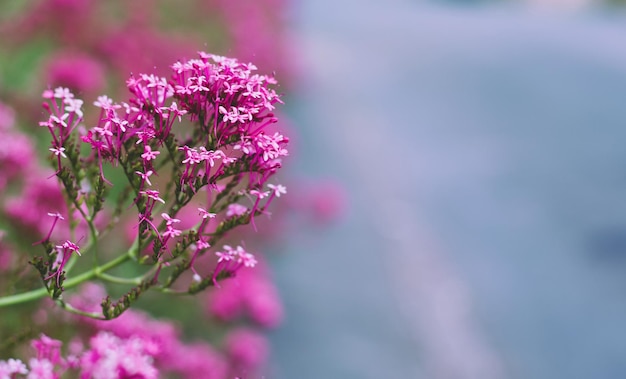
[224,328,269,373]
[207,257,283,328]
[4,171,69,240]
[0,129,35,190]
[80,332,158,379]
[0,102,15,130]
[305,180,347,224]
[31,334,63,366]
[164,342,228,379]
[44,52,106,93]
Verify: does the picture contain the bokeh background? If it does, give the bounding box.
[271,0,626,378]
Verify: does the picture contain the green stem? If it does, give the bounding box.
[87,217,100,268]
[0,245,135,308]
[96,272,142,285]
[55,299,106,320]
[0,285,49,307]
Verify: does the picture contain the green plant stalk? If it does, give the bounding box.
[0,241,137,308]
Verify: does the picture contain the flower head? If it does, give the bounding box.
[0,359,28,377]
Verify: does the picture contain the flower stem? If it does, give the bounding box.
[55,299,106,320]
[0,243,135,308]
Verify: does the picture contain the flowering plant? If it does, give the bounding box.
[0,51,289,377]
[0,1,345,377]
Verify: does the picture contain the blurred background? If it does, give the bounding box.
[271,0,626,378]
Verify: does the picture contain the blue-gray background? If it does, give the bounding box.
[270,1,626,378]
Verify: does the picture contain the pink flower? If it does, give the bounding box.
[211,245,258,289]
[164,342,227,379]
[63,98,84,118]
[136,170,154,186]
[140,190,165,204]
[0,101,15,130]
[79,332,158,379]
[161,213,180,226]
[226,204,247,218]
[163,225,181,237]
[0,126,36,190]
[267,183,286,198]
[46,240,81,286]
[46,53,105,93]
[53,87,73,99]
[250,189,269,199]
[141,145,160,161]
[245,279,283,328]
[5,173,72,241]
[197,207,216,219]
[26,358,55,379]
[207,258,283,328]
[159,102,187,122]
[305,180,346,224]
[196,240,211,250]
[225,328,269,372]
[32,334,63,365]
[93,95,115,109]
[0,358,28,377]
[49,146,66,158]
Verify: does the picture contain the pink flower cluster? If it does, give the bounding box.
[77,51,287,197]
[34,52,289,292]
[0,332,158,379]
[79,332,158,379]
[0,2,345,377]
[170,52,288,185]
[45,240,82,287]
[208,256,283,328]
[4,174,75,242]
[40,87,84,174]
[0,101,82,271]
[0,102,35,191]
[51,283,269,378]
[44,52,106,94]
